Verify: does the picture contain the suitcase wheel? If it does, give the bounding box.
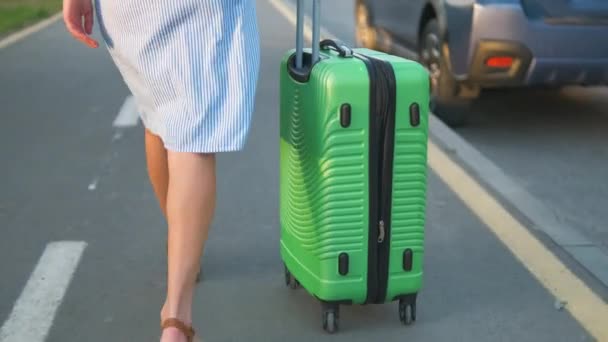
[284,264,300,290]
[399,297,416,326]
[321,303,339,334]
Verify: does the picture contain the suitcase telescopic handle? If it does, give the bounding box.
[295,0,321,69]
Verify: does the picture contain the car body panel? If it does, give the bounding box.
[360,0,608,87]
[520,0,608,21]
[470,3,608,85]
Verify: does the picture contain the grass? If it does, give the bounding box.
[0,0,62,36]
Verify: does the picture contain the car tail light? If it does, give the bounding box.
[485,56,514,69]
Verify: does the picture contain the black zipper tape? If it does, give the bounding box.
[353,52,397,304]
[376,59,397,304]
[354,53,380,305]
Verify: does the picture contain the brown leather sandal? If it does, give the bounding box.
[161,318,196,342]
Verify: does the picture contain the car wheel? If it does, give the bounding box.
[420,19,469,127]
[355,1,378,50]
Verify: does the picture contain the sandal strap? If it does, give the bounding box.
[161,318,195,341]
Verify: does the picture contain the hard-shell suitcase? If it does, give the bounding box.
[279,0,430,333]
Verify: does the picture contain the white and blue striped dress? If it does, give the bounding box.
[94,0,260,153]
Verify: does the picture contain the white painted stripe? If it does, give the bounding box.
[0,241,87,342]
[0,13,62,50]
[268,0,608,339]
[88,177,99,191]
[112,131,123,142]
[112,96,139,127]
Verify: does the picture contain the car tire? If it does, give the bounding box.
[420,19,470,127]
[355,0,378,50]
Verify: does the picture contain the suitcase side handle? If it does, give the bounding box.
[295,0,321,69]
[320,39,353,58]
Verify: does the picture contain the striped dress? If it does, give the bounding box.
[94,0,260,153]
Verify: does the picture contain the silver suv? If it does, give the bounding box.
[355,0,608,126]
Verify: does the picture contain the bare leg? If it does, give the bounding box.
[161,151,216,342]
[144,129,172,321]
[145,129,205,329]
[144,129,169,218]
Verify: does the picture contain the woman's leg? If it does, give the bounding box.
[161,151,216,341]
[146,129,206,330]
[144,129,172,321]
[144,129,169,217]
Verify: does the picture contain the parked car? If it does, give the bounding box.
[355,0,608,126]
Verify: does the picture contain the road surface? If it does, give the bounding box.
[0,0,606,341]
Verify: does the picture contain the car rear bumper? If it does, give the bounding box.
[525,58,608,86]
[468,39,608,87]
[450,2,608,87]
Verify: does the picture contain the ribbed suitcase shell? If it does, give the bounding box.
[279,46,429,308]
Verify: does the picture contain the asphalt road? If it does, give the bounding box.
[0,0,605,341]
[457,87,608,250]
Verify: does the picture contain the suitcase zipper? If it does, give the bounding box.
[377,60,396,303]
[353,52,397,304]
[375,59,397,304]
[378,220,385,243]
[352,52,380,304]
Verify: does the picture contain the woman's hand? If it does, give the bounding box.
[63,0,99,48]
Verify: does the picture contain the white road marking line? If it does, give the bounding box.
[268,0,608,339]
[112,96,139,128]
[88,178,98,191]
[112,132,123,142]
[0,13,63,50]
[0,241,87,342]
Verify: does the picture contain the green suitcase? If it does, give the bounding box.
[279,0,430,333]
